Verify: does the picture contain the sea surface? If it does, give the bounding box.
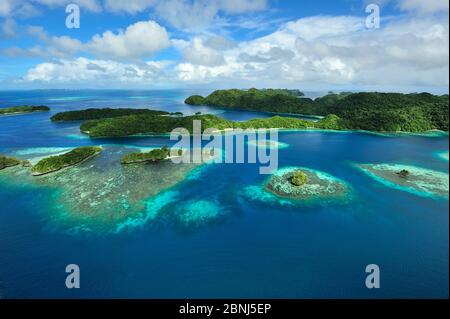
[0,90,448,298]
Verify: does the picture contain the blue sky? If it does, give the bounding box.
[0,0,448,92]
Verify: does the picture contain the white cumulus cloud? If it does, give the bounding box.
[9,7,450,92]
[171,14,449,90]
[181,37,225,66]
[23,57,171,86]
[88,20,170,59]
[5,20,170,60]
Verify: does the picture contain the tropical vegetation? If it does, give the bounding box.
[396,169,410,178]
[81,114,234,137]
[51,108,169,122]
[31,146,102,175]
[291,171,308,186]
[185,89,449,132]
[78,112,356,138]
[185,88,316,115]
[0,105,50,115]
[0,155,21,170]
[121,146,171,164]
[325,92,449,132]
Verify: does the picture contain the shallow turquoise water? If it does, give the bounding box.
[0,90,448,298]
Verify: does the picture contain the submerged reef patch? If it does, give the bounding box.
[243,166,352,206]
[242,184,294,207]
[356,163,449,199]
[115,190,180,233]
[176,199,226,226]
[0,145,221,233]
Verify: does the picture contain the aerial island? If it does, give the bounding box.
[31,146,102,176]
[0,105,50,116]
[121,146,183,164]
[37,89,447,138]
[50,108,169,122]
[265,166,351,202]
[241,166,352,207]
[0,154,30,170]
[74,111,351,138]
[0,154,21,170]
[185,89,449,132]
[3,89,446,135]
[0,89,448,232]
[2,89,448,182]
[356,163,449,198]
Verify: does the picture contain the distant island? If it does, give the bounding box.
[37,88,449,138]
[31,146,102,176]
[185,88,314,114]
[51,108,169,122]
[80,107,430,138]
[185,89,449,132]
[0,105,50,116]
[77,109,447,138]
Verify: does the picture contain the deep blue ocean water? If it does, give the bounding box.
[0,90,448,298]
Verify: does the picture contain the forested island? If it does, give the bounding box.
[31,146,102,176]
[51,108,169,122]
[78,109,380,138]
[0,154,30,170]
[0,154,21,170]
[78,108,447,138]
[79,112,338,137]
[185,88,315,114]
[185,89,449,132]
[29,88,447,138]
[0,105,50,116]
[80,113,226,136]
[262,166,351,202]
[356,163,449,198]
[121,146,175,164]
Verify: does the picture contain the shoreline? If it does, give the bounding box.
[196,105,325,120]
[83,126,449,139]
[86,129,449,139]
[208,127,449,137]
[121,154,182,165]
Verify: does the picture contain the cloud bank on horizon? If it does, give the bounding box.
[0,0,448,92]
